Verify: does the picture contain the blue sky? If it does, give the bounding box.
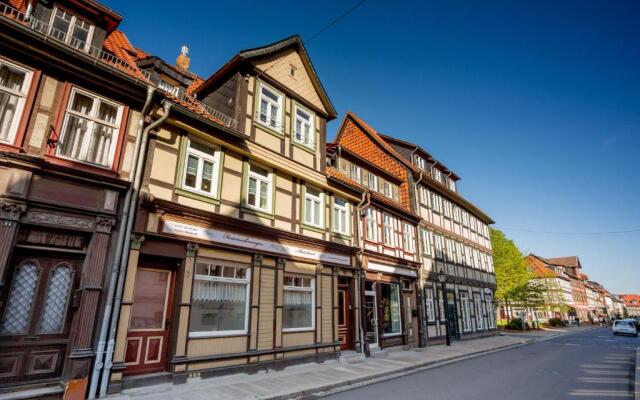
[108,0,639,293]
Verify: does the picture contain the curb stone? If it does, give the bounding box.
[267,328,591,400]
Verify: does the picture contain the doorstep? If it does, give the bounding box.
[0,383,64,400]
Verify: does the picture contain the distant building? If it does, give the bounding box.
[619,294,640,317]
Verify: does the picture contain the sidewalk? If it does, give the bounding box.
[110,326,594,400]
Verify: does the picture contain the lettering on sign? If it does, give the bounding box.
[162,220,350,266]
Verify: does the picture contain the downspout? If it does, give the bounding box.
[88,86,155,400]
[355,191,370,355]
[413,170,428,347]
[97,101,172,398]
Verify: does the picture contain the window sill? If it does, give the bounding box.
[253,121,284,139]
[175,187,221,205]
[189,331,248,339]
[302,223,325,234]
[282,328,315,333]
[331,232,352,240]
[44,154,119,177]
[381,332,403,338]
[292,140,316,155]
[242,206,275,220]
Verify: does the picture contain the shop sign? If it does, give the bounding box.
[162,220,350,266]
[367,261,417,277]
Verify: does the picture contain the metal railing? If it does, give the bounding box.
[0,2,238,130]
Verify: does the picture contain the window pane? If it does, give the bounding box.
[129,270,169,330]
[380,283,401,335]
[0,263,39,334]
[51,10,71,40]
[0,64,26,92]
[185,155,198,188]
[259,99,268,123]
[201,160,213,192]
[262,87,279,102]
[247,177,256,206]
[269,104,277,127]
[87,123,114,166]
[249,164,268,177]
[0,91,19,142]
[259,181,268,209]
[38,266,73,334]
[70,92,93,115]
[283,289,312,329]
[71,19,90,48]
[97,101,117,124]
[189,140,215,156]
[190,279,247,332]
[59,115,89,160]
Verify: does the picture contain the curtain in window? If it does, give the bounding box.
[38,266,73,334]
[0,263,39,334]
[86,102,117,166]
[190,279,247,332]
[192,279,246,302]
[59,94,92,159]
[0,65,25,141]
[283,289,312,329]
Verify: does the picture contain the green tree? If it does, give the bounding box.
[490,228,530,321]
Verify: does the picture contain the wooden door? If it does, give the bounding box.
[0,256,81,385]
[446,291,460,340]
[337,287,351,350]
[124,268,174,375]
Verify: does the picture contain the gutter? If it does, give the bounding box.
[355,191,371,356]
[95,100,172,398]
[87,86,155,399]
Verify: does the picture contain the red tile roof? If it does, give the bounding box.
[619,294,640,307]
[548,256,580,268]
[525,255,558,278]
[7,0,27,13]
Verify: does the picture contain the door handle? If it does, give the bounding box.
[23,336,38,341]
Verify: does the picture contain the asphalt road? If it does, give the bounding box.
[323,328,639,400]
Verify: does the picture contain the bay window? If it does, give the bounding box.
[50,8,94,52]
[257,82,282,131]
[403,223,415,253]
[283,274,314,331]
[365,207,377,241]
[304,186,324,228]
[189,260,250,337]
[0,59,32,144]
[182,138,221,196]
[380,283,401,336]
[245,163,273,213]
[293,104,314,148]
[57,88,123,168]
[332,197,350,235]
[383,214,395,247]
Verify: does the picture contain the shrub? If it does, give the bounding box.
[548,317,565,327]
[506,318,529,330]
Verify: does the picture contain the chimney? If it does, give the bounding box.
[176,45,190,72]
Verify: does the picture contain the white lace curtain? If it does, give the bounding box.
[0,64,26,141]
[284,290,312,306]
[193,279,246,302]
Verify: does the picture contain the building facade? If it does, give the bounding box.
[380,134,497,343]
[619,295,640,317]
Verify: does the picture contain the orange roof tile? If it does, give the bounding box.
[525,255,558,278]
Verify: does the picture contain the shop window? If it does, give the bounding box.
[293,104,314,149]
[57,88,123,168]
[332,197,350,235]
[0,263,40,334]
[0,58,33,144]
[181,138,221,197]
[189,260,250,337]
[474,294,484,330]
[245,162,273,213]
[303,186,324,228]
[283,274,314,331]
[460,292,472,332]
[425,288,436,322]
[379,282,401,336]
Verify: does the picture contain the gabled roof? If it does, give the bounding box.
[619,294,640,307]
[548,256,581,269]
[525,254,558,278]
[195,35,337,119]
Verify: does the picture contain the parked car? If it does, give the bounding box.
[612,320,638,337]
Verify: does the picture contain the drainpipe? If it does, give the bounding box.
[355,191,370,355]
[413,171,428,348]
[88,86,155,400]
[97,100,172,398]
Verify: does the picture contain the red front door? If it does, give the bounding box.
[124,267,174,375]
[337,286,351,350]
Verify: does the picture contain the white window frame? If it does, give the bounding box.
[245,162,273,213]
[381,180,393,199]
[432,193,441,213]
[474,294,484,330]
[189,260,251,338]
[403,223,415,253]
[367,173,378,191]
[365,207,378,242]
[57,87,123,168]
[443,199,452,218]
[413,154,426,170]
[425,288,436,322]
[181,137,221,197]
[283,275,315,332]
[350,164,362,183]
[486,295,496,328]
[303,186,324,228]
[460,292,472,332]
[0,58,33,144]
[420,228,432,257]
[49,7,95,52]
[256,81,283,132]
[332,197,350,236]
[434,234,444,259]
[418,186,430,206]
[383,213,395,247]
[293,103,315,149]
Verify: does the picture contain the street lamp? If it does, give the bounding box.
[437,268,451,346]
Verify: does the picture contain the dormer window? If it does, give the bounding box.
[432,168,442,183]
[293,104,314,149]
[413,154,426,170]
[158,80,179,97]
[50,8,94,52]
[257,81,282,132]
